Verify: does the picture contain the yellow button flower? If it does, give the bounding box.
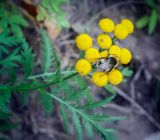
[108,69,123,85]
[92,72,108,87]
[97,34,112,49]
[75,34,93,51]
[98,18,115,32]
[114,24,128,40]
[75,59,92,76]
[121,19,134,34]
[85,48,100,63]
[120,48,132,64]
[99,50,108,58]
[109,45,121,57]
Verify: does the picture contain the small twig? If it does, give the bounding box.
[58,33,74,41]
[104,103,132,114]
[39,128,69,139]
[59,40,75,47]
[130,65,143,99]
[113,86,160,129]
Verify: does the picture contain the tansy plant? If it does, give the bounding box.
[75,18,133,87]
[0,1,134,140]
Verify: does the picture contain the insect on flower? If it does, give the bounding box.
[96,54,119,72]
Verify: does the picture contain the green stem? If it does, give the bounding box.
[112,36,118,44]
[29,70,76,79]
[4,72,78,92]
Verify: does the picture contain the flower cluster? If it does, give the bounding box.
[75,18,134,87]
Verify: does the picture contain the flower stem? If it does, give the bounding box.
[3,72,78,93]
[29,70,76,79]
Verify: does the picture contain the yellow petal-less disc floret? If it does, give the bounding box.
[98,18,115,32]
[99,50,109,58]
[75,34,93,51]
[85,48,100,63]
[114,24,128,40]
[121,19,134,34]
[92,72,108,87]
[75,59,92,76]
[120,48,132,64]
[109,45,121,57]
[97,34,112,49]
[108,69,123,85]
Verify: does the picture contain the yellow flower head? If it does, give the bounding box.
[97,34,112,49]
[75,59,92,76]
[92,72,108,87]
[98,18,115,32]
[121,19,134,34]
[120,48,132,64]
[108,69,123,85]
[109,45,121,57]
[76,34,93,51]
[99,50,109,58]
[114,24,128,40]
[85,48,99,63]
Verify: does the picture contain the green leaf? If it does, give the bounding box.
[36,7,46,21]
[64,88,89,101]
[0,88,11,112]
[122,67,133,77]
[0,4,28,42]
[39,89,53,113]
[60,104,69,134]
[57,16,70,28]
[40,29,54,73]
[9,15,28,27]
[84,120,93,138]
[72,112,82,140]
[0,32,20,46]
[145,0,155,7]
[45,92,116,140]
[11,24,24,39]
[79,94,116,109]
[136,15,149,29]
[89,114,126,122]
[148,10,158,34]
[0,48,21,68]
[38,0,70,28]
[0,111,11,120]
[21,40,34,77]
[0,123,18,132]
[0,45,8,54]
[40,29,61,81]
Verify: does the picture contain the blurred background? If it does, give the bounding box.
[1,0,160,140]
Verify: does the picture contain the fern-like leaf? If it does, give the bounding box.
[72,112,83,140]
[0,48,21,68]
[40,29,61,80]
[0,85,11,112]
[40,29,54,73]
[0,32,20,46]
[83,120,93,138]
[88,114,126,122]
[79,94,116,109]
[38,89,53,113]
[44,92,116,140]
[21,40,34,77]
[60,103,70,134]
